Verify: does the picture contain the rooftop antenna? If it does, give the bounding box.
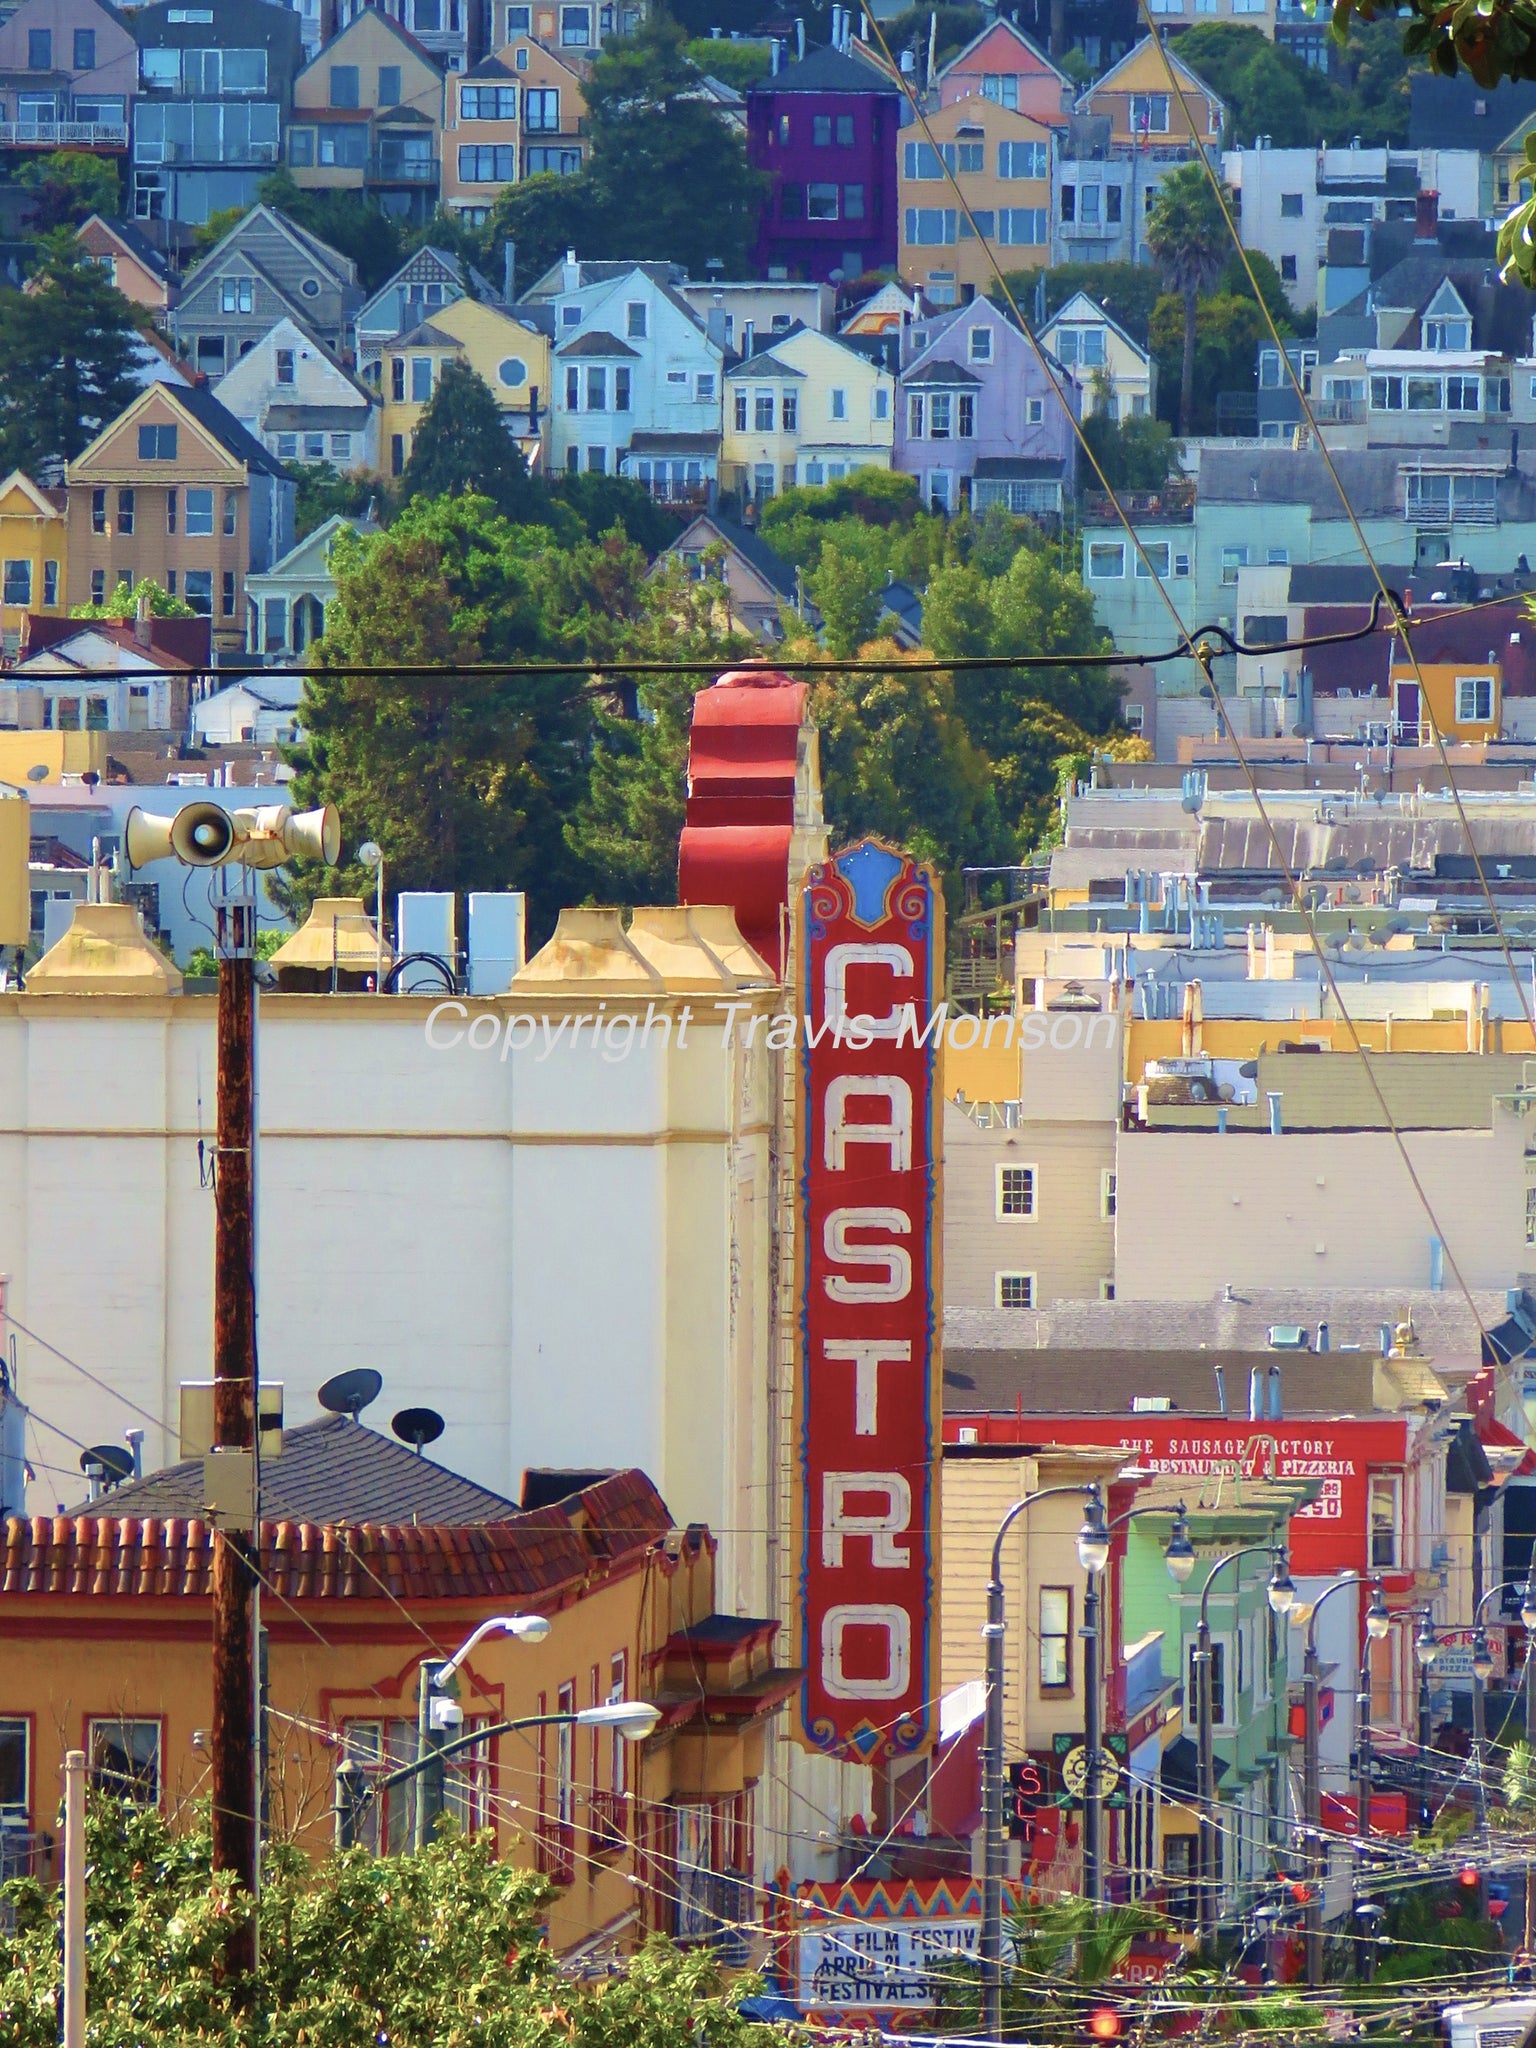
[81,1443,135,1501]
[317,1367,383,1419]
[392,1407,445,1456]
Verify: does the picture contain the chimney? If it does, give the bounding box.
[125,1428,144,1479]
[706,304,728,349]
[1267,1090,1283,1136]
[528,382,539,433]
[1214,1363,1229,1417]
[1316,1320,1329,1352]
[770,34,780,72]
[796,14,805,58]
[1379,1323,1393,1357]
[1415,189,1438,242]
[1428,1234,1444,1291]
[134,588,153,651]
[1267,1364,1282,1420]
[562,246,579,293]
[1248,1367,1264,1421]
[502,236,516,305]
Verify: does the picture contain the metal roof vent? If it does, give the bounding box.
[1267,1325,1310,1350]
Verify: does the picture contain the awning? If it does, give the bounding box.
[1161,1734,1228,1796]
[1476,1414,1536,1479]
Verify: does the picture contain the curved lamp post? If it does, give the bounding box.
[1300,1571,1364,1987]
[1194,1543,1294,1949]
[1467,1576,1536,1831]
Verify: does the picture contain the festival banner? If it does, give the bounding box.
[797,839,943,1761]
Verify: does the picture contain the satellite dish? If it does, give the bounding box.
[25,765,48,782]
[81,1444,135,1484]
[392,1407,444,1454]
[317,1368,383,1418]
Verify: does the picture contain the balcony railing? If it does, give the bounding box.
[1405,494,1498,527]
[368,153,437,182]
[1082,481,1196,522]
[589,1789,628,1855]
[0,119,127,147]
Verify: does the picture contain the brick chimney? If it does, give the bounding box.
[1415,189,1439,242]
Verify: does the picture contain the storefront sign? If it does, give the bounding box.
[798,841,942,1762]
[794,1878,1016,2013]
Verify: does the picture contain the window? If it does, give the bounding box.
[223,492,237,537]
[694,372,715,402]
[843,183,865,220]
[959,392,974,437]
[1088,541,1125,578]
[1187,1637,1227,1727]
[930,392,952,438]
[90,570,104,604]
[560,4,591,42]
[275,347,296,386]
[1527,1181,1536,1247]
[1026,397,1043,423]
[969,327,992,363]
[43,560,57,607]
[997,1164,1035,1217]
[178,488,213,538]
[586,366,606,410]
[1135,541,1170,579]
[221,570,235,617]
[1369,1475,1401,1568]
[1424,316,1471,350]
[996,1271,1034,1308]
[1,560,30,607]
[1446,374,1481,412]
[1061,183,1075,222]
[836,113,854,145]
[330,433,351,461]
[115,488,134,536]
[782,389,797,431]
[220,277,254,315]
[139,421,178,462]
[808,182,839,220]
[329,63,359,107]
[27,28,50,68]
[1280,254,1298,282]
[391,434,405,476]
[75,27,97,68]
[1081,185,1101,225]
[1129,93,1169,134]
[1101,1169,1116,1219]
[873,387,890,421]
[614,366,630,410]
[904,207,956,245]
[411,356,433,402]
[998,208,1047,245]
[90,487,107,535]
[276,432,298,459]
[89,1718,161,1804]
[1456,674,1494,722]
[813,113,832,146]
[998,139,1047,179]
[1039,1588,1071,1688]
[459,144,516,180]
[378,64,402,105]
[0,1719,27,1814]
[1370,373,1404,411]
[462,83,517,118]
[1221,543,1249,585]
[748,388,772,432]
[1280,191,1304,218]
[1107,186,1122,222]
[524,88,559,129]
[507,2,531,27]
[830,387,847,421]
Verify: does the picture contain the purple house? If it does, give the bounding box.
[746,41,901,287]
[895,295,1078,518]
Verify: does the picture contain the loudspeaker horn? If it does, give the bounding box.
[168,802,240,867]
[123,806,178,870]
[231,803,341,870]
[283,804,341,866]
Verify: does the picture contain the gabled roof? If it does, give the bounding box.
[938,16,1069,87]
[179,204,356,298]
[1076,36,1226,119]
[253,511,376,581]
[902,355,980,386]
[1040,289,1152,365]
[358,246,500,323]
[518,254,685,302]
[749,41,901,95]
[668,511,798,599]
[0,469,65,519]
[293,5,442,83]
[1409,71,1536,153]
[217,312,373,403]
[556,327,639,358]
[78,215,170,281]
[389,317,456,348]
[75,383,290,480]
[727,348,805,379]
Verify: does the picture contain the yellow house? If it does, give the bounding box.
[1038,290,1156,420]
[380,295,551,476]
[722,324,894,503]
[287,12,445,224]
[897,97,1053,296]
[0,471,66,649]
[1391,659,1501,743]
[440,38,588,220]
[1074,39,1225,150]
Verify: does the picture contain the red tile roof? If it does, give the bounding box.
[0,1469,670,1604]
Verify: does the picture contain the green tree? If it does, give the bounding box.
[757,466,922,568]
[1175,23,1318,144]
[288,495,591,936]
[13,150,119,231]
[1149,288,1268,434]
[684,34,773,85]
[1217,245,1298,335]
[881,5,989,73]
[0,238,140,475]
[999,263,1162,345]
[485,172,605,289]
[401,360,548,522]
[257,170,405,292]
[70,577,193,620]
[550,470,681,552]
[807,537,883,655]
[1081,407,1177,491]
[289,460,379,542]
[0,1800,791,2047]
[1146,162,1232,436]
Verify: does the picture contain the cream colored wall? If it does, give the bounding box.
[0,989,777,1617]
[1113,1110,1529,1298]
[944,1102,1116,1307]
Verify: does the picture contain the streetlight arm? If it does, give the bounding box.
[989,1483,1099,1587]
[1474,1579,1533,1625]
[1198,1541,1281,1627]
[358,1703,658,1804]
[1304,1572,1362,1656]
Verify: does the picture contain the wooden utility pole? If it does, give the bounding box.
[212,891,259,1992]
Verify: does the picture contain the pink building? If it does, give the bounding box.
[936,19,1071,128]
[0,0,134,153]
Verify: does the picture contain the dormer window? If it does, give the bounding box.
[1423,316,1471,350]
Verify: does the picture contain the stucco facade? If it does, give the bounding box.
[746,43,901,285]
[896,94,1053,300]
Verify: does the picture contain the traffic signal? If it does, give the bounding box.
[1459,1866,1481,1889]
[1088,2010,1123,2040]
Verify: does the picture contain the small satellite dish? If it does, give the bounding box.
[392,1407,445,1454]
[81,1444,135,1484]
[25,765,49,783]
[81,770,100,788]
[317,1367,383,1418]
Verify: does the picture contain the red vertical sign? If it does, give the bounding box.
[799,840,942,1762]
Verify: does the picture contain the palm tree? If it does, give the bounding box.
[1146,162,1231,437]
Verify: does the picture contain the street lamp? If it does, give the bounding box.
[413,1614,553,1851]
[1414,1611,1439,1837]
[981,1482,1100,2041]
[1195,1542,1293,1950]
[1355,1578,1392,1891]
[340,1699,661,1851]
[1301,1571,1363,1988]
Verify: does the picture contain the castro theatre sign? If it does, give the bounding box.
[798,839,942,1763]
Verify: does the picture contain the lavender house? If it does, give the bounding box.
[746,40,902,287]
[895,295,1077,517]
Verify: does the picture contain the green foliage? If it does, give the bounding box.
[0,236,141,475]
[1334,0,1524,93]
[936,1894,1172,2032]
[549,470,681,552]
[881,5,989,70]
[1147,163,1239,435]
[1026,263,1164,347]
[288,495,592,936]
[1176,19,1410,146]
[70,577,194,620]
[185,926,288,977]
[684,34,773,85]
[257,170,405,293]
[1370,1879,1505,1984]
[807,539,883,656]
[289,460,378,543]
[193,202,250,256]
[1058,45,1095,86]
[485,17,766,281]
[757,466,924,567]
[1149,289,1268,434]
[401,360,548,523]
[1082,409,1177,491]
[13,150,120,232]
[0,1801,789,2047]
[1218,245,1298,335]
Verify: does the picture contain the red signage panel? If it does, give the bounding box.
[799,841,942,1762]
